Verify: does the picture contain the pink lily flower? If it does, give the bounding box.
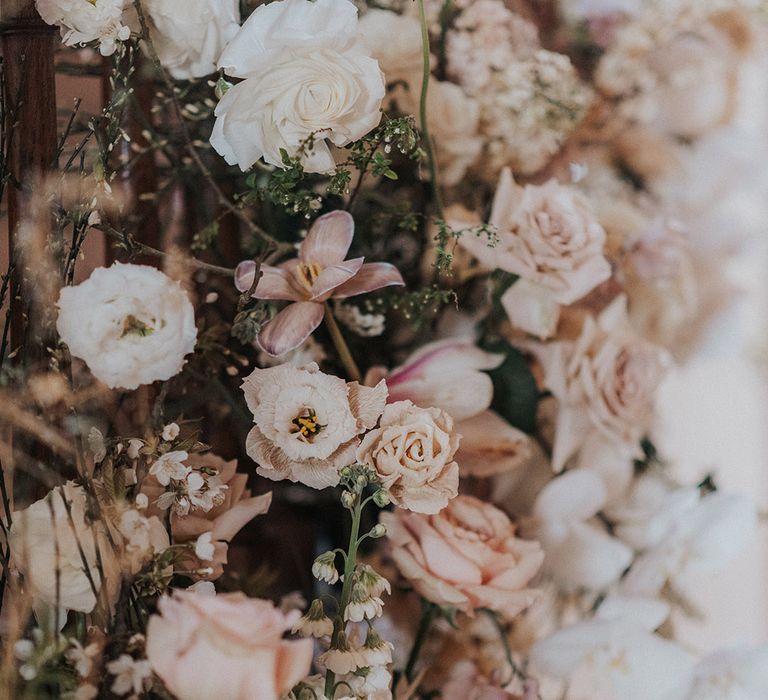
[235,211,404,356]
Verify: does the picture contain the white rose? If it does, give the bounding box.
[144,0,240,80]
[56,263,197,390]
[36,0,130,56]
[9,482,120,616]
[211,0,385,173]
[358,9,423,86]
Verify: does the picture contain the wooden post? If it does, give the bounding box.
[0,0,58,354]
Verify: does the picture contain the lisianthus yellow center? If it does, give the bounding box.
[295,262,323,292]
[291,408,325,442]
[121,315,154,337]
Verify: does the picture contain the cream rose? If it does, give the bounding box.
[56,263,197,390]
[242,362,387,489]
[144,0,240,80]
[9,482,120,616]
[146,591,313,700]
[461,168,611,306]
[529,295,669,470]
[357,400,460,514]
[211,0,385,173]
[36,0,130,56]
[381,495,543,616]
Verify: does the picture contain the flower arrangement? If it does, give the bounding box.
[0,0,765,698]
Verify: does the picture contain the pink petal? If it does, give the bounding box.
[332,262,405,298]
[257,302,324,356]
[310,257,364,301]
[234,261,304,301]
[300,210,354,266]
[211,492,272,541]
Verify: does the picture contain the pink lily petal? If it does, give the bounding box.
[234,261,304,301]
[211,492,272,541]
[257,301,324,357]
[300,210,354,266]
[310,257,364,301]
[332,262,405,298]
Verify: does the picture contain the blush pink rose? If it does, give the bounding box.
[356,400,460,514]
[146,590,312,700]
[381,495,543,617]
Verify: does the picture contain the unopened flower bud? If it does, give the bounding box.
[372,489,390,507]
[368,523,387,539]
[341,490,356,509]
[214,77,232,100]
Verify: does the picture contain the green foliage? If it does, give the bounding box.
[432,220,497,272]
[231,301,270,345]
[190,220,220,252]
[483,340,539,434]
[363,285,456,329]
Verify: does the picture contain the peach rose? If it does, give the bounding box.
[527,295,669,471]
[140,453,272,580]
[356,400,459,514]
[459,169,611,307]
[146,590,313,700]
[381,495,543,617]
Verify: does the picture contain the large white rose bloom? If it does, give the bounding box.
[144,0,241,80]
[211,0,385,173]
[36,0,131,56]
[56,263,197,390]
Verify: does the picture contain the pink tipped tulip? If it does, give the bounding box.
[235,211,404,356]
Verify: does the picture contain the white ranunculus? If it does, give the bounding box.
[9,482,120,617]
[144,0,240,80]
[531,597,695,700]
[36,0,130,56]
[532,470,633,591]
[211,0,385,173]
[56,263,197,391]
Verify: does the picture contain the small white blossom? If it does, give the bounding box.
[312,551,339,585]
[14,639,34,662]
[107,654,152,697]
[194,532,215,562]
[161,422,180,442]
[126,439,144,460]
[319,633,367,675]
[344,583,384,622]
[292,599,334,638]
[65,639,100,678]
[187,580,216,596]
[134,493,148,510]
[149,451,190,486]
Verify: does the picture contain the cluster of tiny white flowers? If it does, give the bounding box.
[476,50,592,178]
[149,451,228,516]
[333,302,386,338]
[446,0,540,94]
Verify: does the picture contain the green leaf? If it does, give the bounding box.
[483,340,539,434]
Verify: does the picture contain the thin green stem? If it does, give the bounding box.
[323,304,362,383]
[404,600,438,682]
[482,608,524,684]
[417,0,444,219]
[324,497,364,698]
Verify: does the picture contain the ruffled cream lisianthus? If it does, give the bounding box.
[242,362,387,489]
[56,263,197,390]
[211,0,385,173]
